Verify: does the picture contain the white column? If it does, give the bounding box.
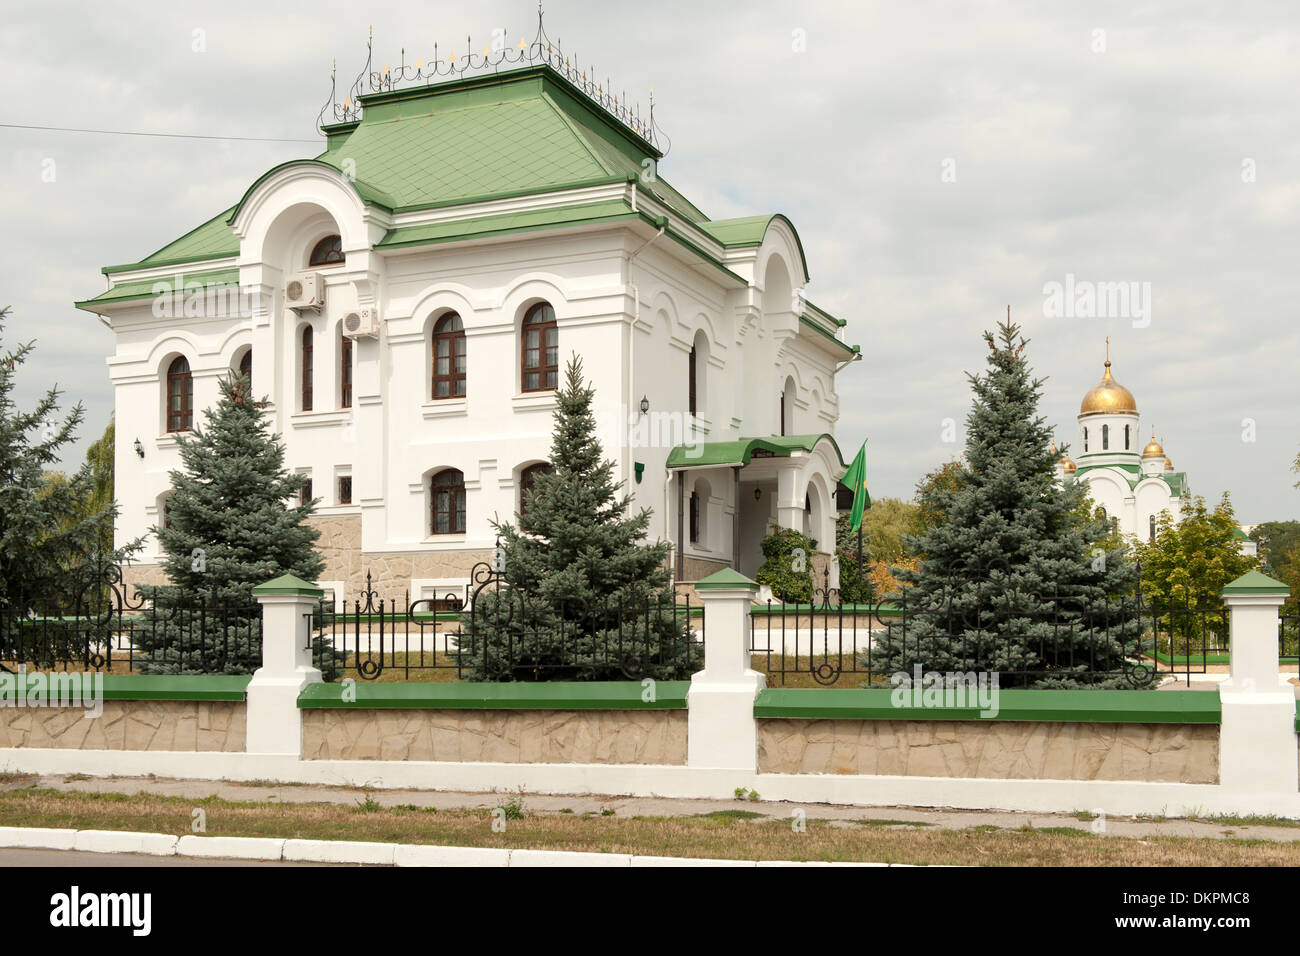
[687,569,765,770]
[247,574,323,756]
[774,464,801,533]
[1218,571,1296,793]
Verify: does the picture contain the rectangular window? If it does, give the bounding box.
[299,479,313,507]
[338,475,352,505]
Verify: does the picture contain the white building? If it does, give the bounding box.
[76,60,859,605]
[1054,346,1186,542]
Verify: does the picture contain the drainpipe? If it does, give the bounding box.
[626,217,665,506]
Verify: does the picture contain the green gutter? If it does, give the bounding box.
[754,688,1222,724]
[100,674,250,702]
[298,680,689,710]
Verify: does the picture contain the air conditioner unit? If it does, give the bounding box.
[285,272,324,312]
[342,307,380,338]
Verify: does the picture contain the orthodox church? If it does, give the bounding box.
[1053,344,1186,542]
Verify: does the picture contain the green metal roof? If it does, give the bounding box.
[698,214,809,282]
[667,438,789,469]
[74,267,241,309]
[377,199,639,249]
[666,433,845,470]
[289,66,706,221]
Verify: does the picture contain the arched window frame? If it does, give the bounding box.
[520,303,558,392]
[432,312,467,400]
[1101,423,1109,450]
[308,234,344,267]
[165,356,193,433]
[430,469,467,535]
[518,462,552,518]
[689,489,701,544]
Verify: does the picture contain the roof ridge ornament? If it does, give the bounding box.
[317,5,666,151]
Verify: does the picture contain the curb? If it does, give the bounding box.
[0,827,902,867]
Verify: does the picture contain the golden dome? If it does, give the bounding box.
[1141,437,1165,459]
[1164,456,1173,471]
[1063,458,1077,475]
[1080,357,1138,417]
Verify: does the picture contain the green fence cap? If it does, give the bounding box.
[252,573,323,597]
[695,567,758,591]
[1221,569,1290,597]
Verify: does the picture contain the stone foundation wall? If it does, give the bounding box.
[758,718,1219,784]
[302,708,688,764]
[0,701,245,751]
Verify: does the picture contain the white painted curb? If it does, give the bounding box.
[0,826,897,866]
[0,826,77,850]
[74,829,179,856]
[176,835,286,860]
[282,838,396,865]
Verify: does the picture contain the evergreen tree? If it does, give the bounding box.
[457,356,700,680]
[136,373,340,676]
[867,320,1142,688]
[0,307,135,623]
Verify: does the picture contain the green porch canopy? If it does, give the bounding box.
[665,433,846,470]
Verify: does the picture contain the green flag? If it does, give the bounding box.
[842,441,870,534]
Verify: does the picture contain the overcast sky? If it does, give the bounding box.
[3,0,1297,521]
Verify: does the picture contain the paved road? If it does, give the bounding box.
[0,848,333,866]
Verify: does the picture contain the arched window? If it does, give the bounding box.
[432,313,467,399]
[430,469,466,535]
[1101,424,1109,450]
[308,234,344,266]
[340,335,352,409]
[300,326,314,411]
[518,462,552,518]
[521,303,558,392]
[160,494,173,531]
[1124,425,1131,450]
[688,345,698,416]
[1149,515,1156,541]
[780,377,796,436]
[1083,427,1089,453]
[166,356,193,432]
[689,490,701,544]
[239,349,252,390]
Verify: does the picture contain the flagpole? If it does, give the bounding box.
[856,520,863,604]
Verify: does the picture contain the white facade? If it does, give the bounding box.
[78,66,858,602]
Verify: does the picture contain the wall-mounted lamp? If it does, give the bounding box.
[134,438,145,459]
[753,488,762,501]
[639,395,650,416]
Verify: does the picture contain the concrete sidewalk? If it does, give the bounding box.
[10,772,1300,844]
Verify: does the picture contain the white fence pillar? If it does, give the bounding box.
[1218,570,1296,793]
[688,568,765,770]
[246,574,323,756]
